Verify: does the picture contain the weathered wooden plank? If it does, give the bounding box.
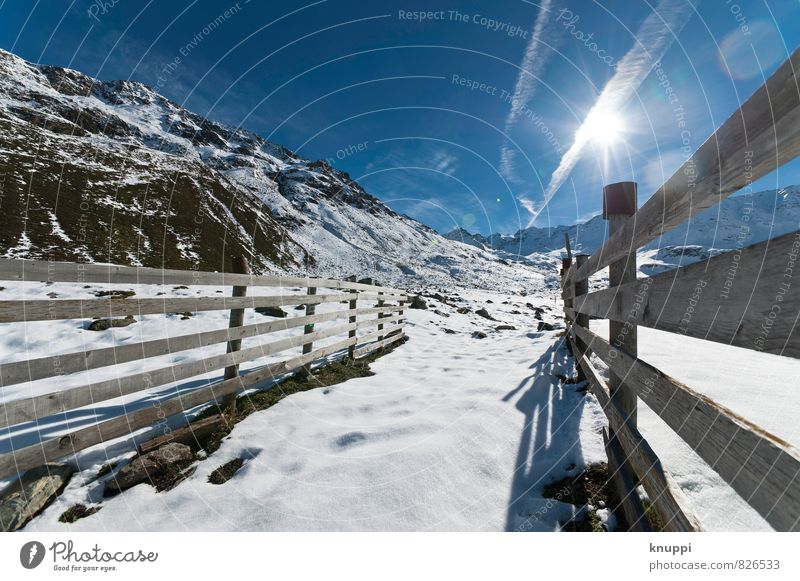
[603,428,652,532]
[0,258,406,295]
[0,306,404,387]
[574,349,702,532]
[571,48,800,284]
[573,229,800,358]
[0,333,364,480]
[0,291,406,323]
[353,329,406,358]
[0,315,404,429]
[572,323,800,531]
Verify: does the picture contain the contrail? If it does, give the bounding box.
[499,0,555,184]
[528,0,696,225]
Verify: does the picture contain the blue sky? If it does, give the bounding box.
[1,0,799,236]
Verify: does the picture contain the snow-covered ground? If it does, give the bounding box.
[589,319,800,532]
[7,286,610,532]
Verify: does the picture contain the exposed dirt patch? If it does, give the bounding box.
[208,458,245,485]
[59,504,101,523]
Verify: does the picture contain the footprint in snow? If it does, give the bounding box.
[333,432,368,449]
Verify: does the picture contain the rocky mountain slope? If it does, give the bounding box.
[0,49,544,293]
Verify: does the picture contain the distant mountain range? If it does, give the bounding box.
[446,186,800,274]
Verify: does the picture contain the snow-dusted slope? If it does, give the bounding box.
[0,49,544,294]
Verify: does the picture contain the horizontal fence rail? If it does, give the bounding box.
[0,259,408,481]
[561,49,800,531]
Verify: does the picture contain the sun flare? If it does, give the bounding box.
[582,111,626,146]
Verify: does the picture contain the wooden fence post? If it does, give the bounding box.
[347,275,358,359]
[603,181,638,426]
[561,257,573,322]
[222,256,250,411]
[573,253,589,381]
[301,286,317,377]
[377,291,385,341]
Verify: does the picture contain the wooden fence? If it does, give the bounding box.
[0,258,407,482]
[561,48,800,532]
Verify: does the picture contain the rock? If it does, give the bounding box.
[255,306,287,318]
[433,309,450,318]
[0,464,73,531]
[456,307,471,314]
[105,443,193,495]
[510,310,522,315]
[475,308,496,321]
[443,328,456,334]
[495,325,517,331]
[486,299,493,304]
[409,295,427,309]
[357,277,374,285]
[472,331,488,339]
[138,415,223,455]
[537,321,555,332]
[94,290,135,299]
[87,315,136,331]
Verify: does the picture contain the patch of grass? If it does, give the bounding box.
[59,504,101,523]
[94,290,135,299]
[208,458,245,484]
[642,497,665,531]
[542,463,626,532]
[96,462,117,478]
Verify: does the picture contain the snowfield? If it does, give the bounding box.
[3,279,800,531]
[6,285,609,532]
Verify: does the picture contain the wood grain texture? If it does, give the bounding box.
[572,323,800,531]
[570,48,800,284]
[573,229,800,358]
[0,291,406,323]
[603,428,652,532]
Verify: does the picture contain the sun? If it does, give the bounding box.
[582,110,626,146]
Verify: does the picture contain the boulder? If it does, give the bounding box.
[105,443,193,495]
[475,308,496,321]
[537,321,556,332]
[255,306,287,318]
[0,464,73,531]
[408,295,427,309]
[87,315,136,331]
[495,325,517,331]
[472,331,488,339]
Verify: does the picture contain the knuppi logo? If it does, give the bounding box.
[20,541,46,569]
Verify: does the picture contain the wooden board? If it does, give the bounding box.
[571,322,800,531]
[0,291,407,323]
[603,428,652,532]
[0,316,404,429]
[574,349,702,531]
[0,306,404,386]
[0,334,365,480]
[0,258,406,295]
[570,48,800,284]
[573,229,800,358]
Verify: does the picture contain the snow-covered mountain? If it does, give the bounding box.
[0,49,544,293]
[448,186,800,274]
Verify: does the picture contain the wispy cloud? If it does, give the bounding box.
[499,0,556,184]
[527,0,695,225]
